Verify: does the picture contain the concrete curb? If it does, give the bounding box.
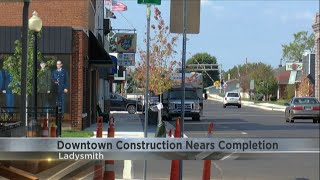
[208,96,285,112]
[246,104,285,112]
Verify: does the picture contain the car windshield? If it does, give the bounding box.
[111,94,126,100]
[169,90,198,99]
[227,93,239,97]
[293,98,319,105]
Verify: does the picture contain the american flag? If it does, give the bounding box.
[111,0,127,11]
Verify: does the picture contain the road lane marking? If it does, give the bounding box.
[213,162,224,180]
[184,122,214,125]
[185,132,249,135]
[220,153,233,160]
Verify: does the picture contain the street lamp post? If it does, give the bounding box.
[29,11,42,127]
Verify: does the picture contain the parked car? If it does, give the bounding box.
[110,93,143,114]
[223,92,241,108]
[284,97,320,123]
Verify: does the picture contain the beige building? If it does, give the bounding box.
[313,13,320,100]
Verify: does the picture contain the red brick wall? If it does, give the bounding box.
[71,30,88,130]
[313,13,320,100]
[0,0,89,28]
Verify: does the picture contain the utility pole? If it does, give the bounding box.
[143,5,151,180]
[219,64,222,94]
[22,0,29,131]
[180,0,188,179]
[238,65,241,93]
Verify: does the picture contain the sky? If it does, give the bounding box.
[111,0,319,71]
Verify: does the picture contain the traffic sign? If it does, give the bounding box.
[250,80,254,90]
[138,0,161,5]
[214,81,220,87]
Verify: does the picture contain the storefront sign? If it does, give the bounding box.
[286,62,303,71]
[118,53,135,66]
[116,33,137,53]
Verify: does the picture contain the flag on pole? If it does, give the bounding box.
[111,0,127,11]
[105,0,112,6]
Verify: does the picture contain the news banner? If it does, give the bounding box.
[0,138,318,160]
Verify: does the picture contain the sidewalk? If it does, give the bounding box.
[208,94,286,112]
[84,112,172,138]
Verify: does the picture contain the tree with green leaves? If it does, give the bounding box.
[282,31,315,61]
[186,53,219,88]
[2,31,56,95]
[224,62,278,100]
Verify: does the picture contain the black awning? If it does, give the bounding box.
[0,26,72,54]
[88,31,113,67]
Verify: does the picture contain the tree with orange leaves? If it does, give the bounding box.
[134,7,179,95]
[298,75,313,97]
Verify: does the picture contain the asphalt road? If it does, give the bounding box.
[182,99,320,138]
[114,99,320,180]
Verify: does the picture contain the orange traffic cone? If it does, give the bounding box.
[93,160,103,180]
[108,116,115,138]
[94,117,103,179]
[202,122,214,180]
[42,119,49,137]
[170,117,181,180]
[170,160,180,180]
[50,122,57,137]
[174,117,181,138]
[103,160,115,180]
[96,116,103,138]
[103,116,115,180]
[168,129,172,137]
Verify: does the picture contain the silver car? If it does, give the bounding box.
[284,97,320,123]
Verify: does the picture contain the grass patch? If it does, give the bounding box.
[241,98,288,106]
[61,130,94,137]
[266,99,288,106]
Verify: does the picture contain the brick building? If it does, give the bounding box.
[313,13,320,100]
[0,0,114,130]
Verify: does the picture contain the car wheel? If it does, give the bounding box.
[238,105,241,108]
[313,119,317,123]
[285,112,289,123]
[223,105,226,108]
[288,112,294,123]
[127,105,136,114]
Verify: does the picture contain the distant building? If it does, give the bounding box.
[273,53,315,99]
[0,0,114,130]
[312,13,320,100]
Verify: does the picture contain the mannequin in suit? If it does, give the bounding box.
[0,68,4,106]
[52,60,69,115]
[2,70,14,113]
[38,62,51,113]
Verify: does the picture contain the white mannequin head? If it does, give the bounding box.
[40,62,46,70]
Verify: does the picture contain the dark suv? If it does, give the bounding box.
[110,93,143,114]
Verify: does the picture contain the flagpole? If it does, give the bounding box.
[143,4,151,180]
